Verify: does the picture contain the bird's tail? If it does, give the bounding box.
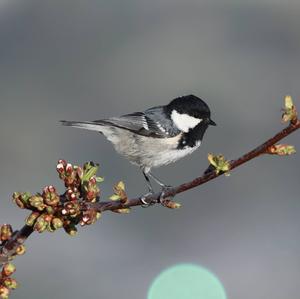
[60,120,106,132]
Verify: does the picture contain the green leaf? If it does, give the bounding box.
[282,95,297,123]
[96,176,104,183]
[267,144,296,156]
[207,153,231,175]
[109,194,120,201]
[82,162,99,183]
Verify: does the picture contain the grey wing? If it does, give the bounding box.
[95,107,179,138]
[144,106,180,137]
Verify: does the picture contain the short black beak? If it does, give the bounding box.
[208,119,217,126]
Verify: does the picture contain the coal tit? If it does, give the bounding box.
[61,94,216,199]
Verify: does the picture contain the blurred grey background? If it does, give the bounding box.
[0,0,300,298]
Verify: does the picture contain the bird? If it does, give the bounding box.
[61,94,216,204]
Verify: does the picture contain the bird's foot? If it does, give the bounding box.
[141,185,176,208]
[140,191,156,208]
[159,185,175,207]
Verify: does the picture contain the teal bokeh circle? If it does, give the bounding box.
[148,264,227,299]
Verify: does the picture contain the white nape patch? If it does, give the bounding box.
[171,110,202,132]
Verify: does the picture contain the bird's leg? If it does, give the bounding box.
[140,171,155,206]
[143,171,154,193]
[140,170,175,207]
[147,172,172,189]
[147,172,174,206]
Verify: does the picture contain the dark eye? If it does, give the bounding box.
[193,111,202,119]
[191,112,197,117]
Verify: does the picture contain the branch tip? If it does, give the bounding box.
[282,95,298,124]
[1,96,300,298]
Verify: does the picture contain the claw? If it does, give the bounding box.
[159,186,174,207]
[140,192,155,208]
[140,185,176,208]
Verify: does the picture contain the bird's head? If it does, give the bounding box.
[165,94,216,133]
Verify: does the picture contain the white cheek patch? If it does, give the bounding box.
[171,110,202,132]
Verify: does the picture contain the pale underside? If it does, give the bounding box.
[101,126,201,173]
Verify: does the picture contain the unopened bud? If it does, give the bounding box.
[80,210,98,226]
[89,176,97,185]
[76,167,83,179]
[0,225,13,242]
[25,212,40,226]
[29,195,45,211]
[51,218,63,230]
[13,198,26,209]
[43,214,52,223]
[3,278,18,290]
[45,206,55,215]
[33,216,47,233]
[69,193,77,201]
[282,95,298,123]
[2,263,16,276]
[48,185,56,193]
[267,144,296,156]
[207,153,231,175]
[43,186,60,206]
[0,285,10,299]
[56,163,65,173]
[64,224,78,236]
[58,159,67,166]
[66,163,73,174]
[162,200,181,209]
[86,191,95,201]
[12,192,31,209]
[15,245,26,256]
[63,201,80,217]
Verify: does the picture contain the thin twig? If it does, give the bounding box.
[1,120,299,265]
[85,119,300,212]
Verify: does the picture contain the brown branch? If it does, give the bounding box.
[1,97,299,299]
[0,226,33,264]
[1,120,299,267]
[85,119,300,212]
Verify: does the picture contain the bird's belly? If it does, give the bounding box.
[146,144,201,168]
[103,128,201,170]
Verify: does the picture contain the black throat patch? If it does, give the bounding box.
[177,123,209,149]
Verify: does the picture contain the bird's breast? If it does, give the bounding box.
[135,133,201,169]
[102,128,202,170]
